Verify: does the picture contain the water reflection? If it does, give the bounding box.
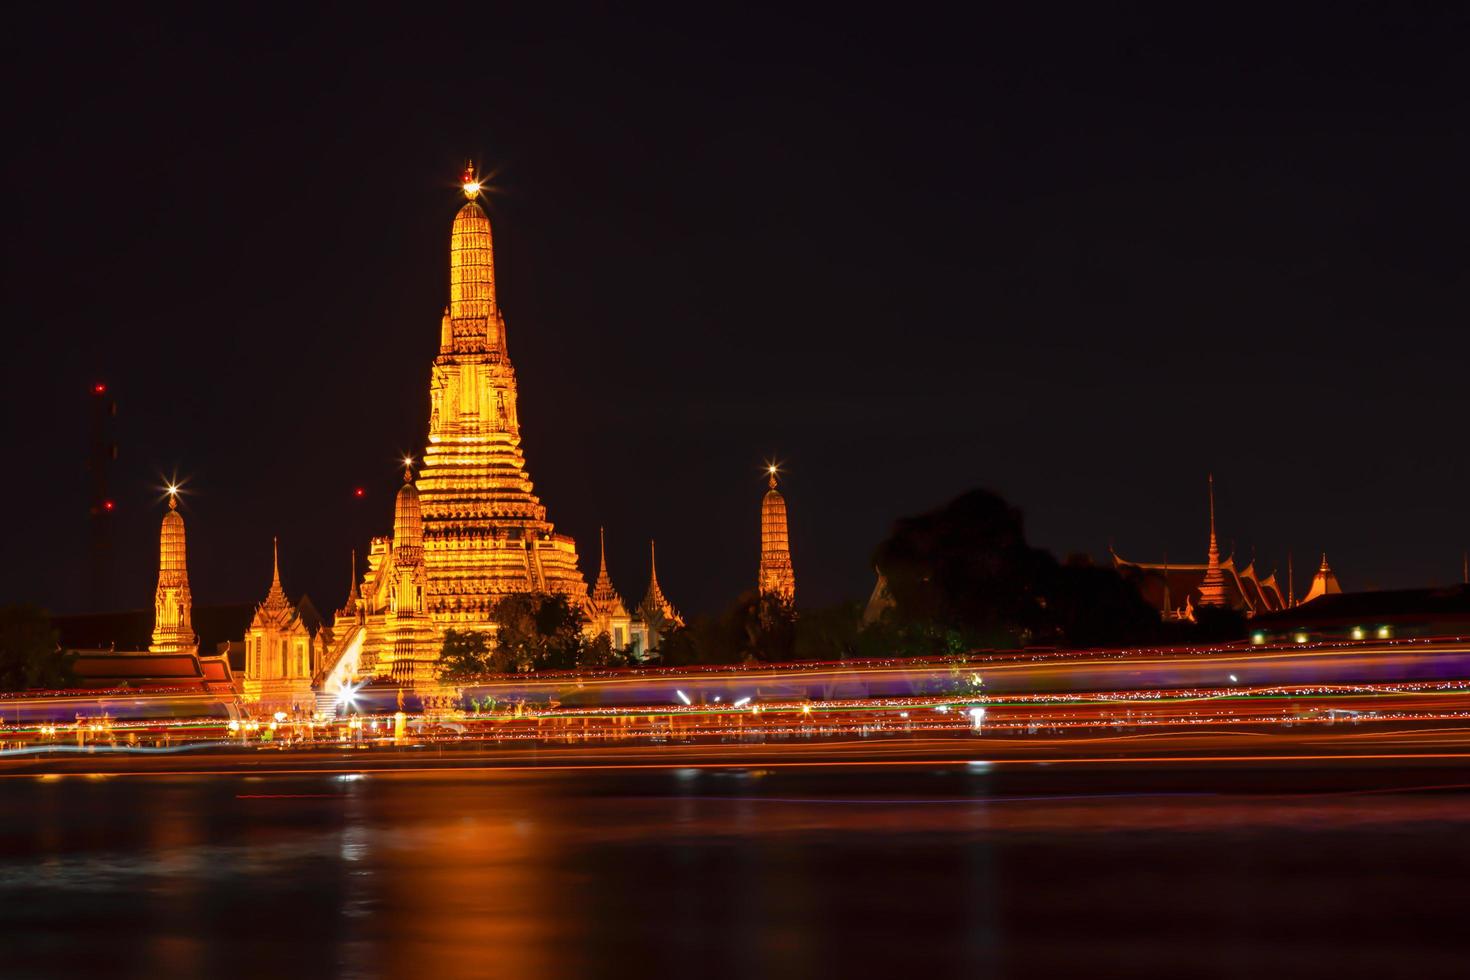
[1,768,1469,977]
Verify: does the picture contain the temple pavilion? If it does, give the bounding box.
[1111,477,1338,620]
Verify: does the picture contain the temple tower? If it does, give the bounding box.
[416,163,588,626]
[638,539,684,650]
[383,464,437,684]
[149,490,196,655]
[1299,553,1343,605]
[757,466,796,603]
[589,527,635,649]
[242,538,316,712]
[1196,475,1228,608]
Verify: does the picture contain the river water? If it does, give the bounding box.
[2,764,1467,978]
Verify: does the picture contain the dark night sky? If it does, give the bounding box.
[3,5,1469,618]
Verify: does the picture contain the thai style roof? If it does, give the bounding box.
[1112,549,1289,618]
[591,527,629,618]
[249,538,312,635]
[1111,476,1298,619]
[1299,553,1344,605]
[639,540,683,627]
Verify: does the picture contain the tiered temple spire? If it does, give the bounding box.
[1196,475,1228,608]
[1299,553,1343,605]
[641,540,680,621]
[149,490,196,655]
[242,538,317,710]
[416,161,589,626]
[591,527,627,615]
[383,462,435,683]
[757,466,796,602]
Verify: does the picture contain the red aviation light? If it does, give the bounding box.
[102,499,115,512]
[353,487,366,499]
[92,382,108,395]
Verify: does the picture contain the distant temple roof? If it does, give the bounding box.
[71,650,235,692]
[1112,551,1288,618]
[1299,553,1343,606]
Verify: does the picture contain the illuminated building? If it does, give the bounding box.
[1112,477,1293,620]
[757,467,796,602]
[417,166,589,614]
[588,528,641,653]
[149,490,196,655]
[1299,553,1343,605]
[322,166,599,686]
[241,539,319,712]
[636,540,683,652]
[353,465,441,684]
[1196,475,1228,608]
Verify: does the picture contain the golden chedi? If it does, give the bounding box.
[334,166,590,686]
[757,466,796,603]
[149,489,197,655]
[420,165,589,618]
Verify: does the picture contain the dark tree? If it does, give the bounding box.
[870,488,1161,649]
[436,628,496,681]
[871,489,1054,647]
[1040,561,1160,649]
[0,605,76,691]
[793,601,863,662]
[487,593,589,671]
[581,631,616,669]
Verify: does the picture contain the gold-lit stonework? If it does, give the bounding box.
[324,172,597,686]
[242,538,318,712]
[588,528,643,652]
[758,467,796,602]
[1299,553,1343,605]
[149,491,197,655]
[637,539,683,651]
[421,181,589,618]
[1196,474,1228,608]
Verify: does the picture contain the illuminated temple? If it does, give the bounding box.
[1111,477,1340,619]
[758,467,796,602]
[313,167,675,687]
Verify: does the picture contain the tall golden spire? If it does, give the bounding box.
[1196,474,1228,608]
[336,548,361,622]
[262,536,288,607]
[758,464,796,603]
[592,527,622,607]
[448,160,497,340]
[149,487,196,654]
[393,461,423,562]
[640,539,682,627]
